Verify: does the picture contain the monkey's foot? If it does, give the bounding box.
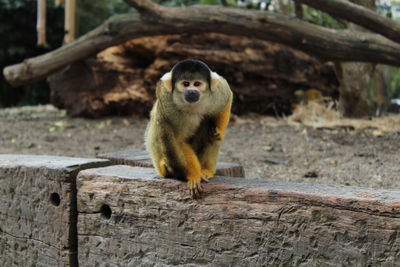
[187,177,203,198]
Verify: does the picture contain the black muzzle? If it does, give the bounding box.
[184,90,200,103]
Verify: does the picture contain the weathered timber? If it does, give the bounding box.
[97,149,245,178]
[77,165,400,266]
[0,155,109,267]
[5,0,400,87]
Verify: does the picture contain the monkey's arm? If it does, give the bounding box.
[180,142,204,195]
[199,99,232,179]
[211,76,233,141]
[196,77,233,180]
[215,98,232,141]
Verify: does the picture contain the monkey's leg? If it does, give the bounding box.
[151,124,187,180]
[215,100,232,141]
[154,157,168,177]
[180,143,203,196]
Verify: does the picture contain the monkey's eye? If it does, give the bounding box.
[182,81,190,87]
[194,81,202,87]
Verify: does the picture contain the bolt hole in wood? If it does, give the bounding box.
[50,192,61,206]
[100,204,112,219]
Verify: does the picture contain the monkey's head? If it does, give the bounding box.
[160,59,219,111]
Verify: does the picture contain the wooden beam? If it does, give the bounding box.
[0,154,109,267]
[77,165,400,266]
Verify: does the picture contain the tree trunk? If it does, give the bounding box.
[338,0,376,117]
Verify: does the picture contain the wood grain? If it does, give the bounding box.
[0,155,109,267]
[77,165,400,266]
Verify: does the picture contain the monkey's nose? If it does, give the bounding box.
[184,90,200,103]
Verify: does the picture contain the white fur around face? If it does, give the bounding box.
[161,72,172,81]
[211,71,221,88]
[211,71,221,80]
[160,72,172,91]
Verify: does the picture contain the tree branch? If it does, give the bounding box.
[296,0,400,44]
[4,0,400,87]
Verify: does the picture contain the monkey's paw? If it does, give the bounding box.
[210,127,224,141]
[187,177,204,198]
[201,169,215,183]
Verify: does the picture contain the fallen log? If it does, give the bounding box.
[77,165,400,266]
[48,33,338,117]
[4,0,400,87]
[97,149,246,177]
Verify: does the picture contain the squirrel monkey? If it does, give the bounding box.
[145,59,233,197]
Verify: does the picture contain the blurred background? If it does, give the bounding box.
[1,0,400,115]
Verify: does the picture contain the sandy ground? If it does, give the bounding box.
[0,105,399,190]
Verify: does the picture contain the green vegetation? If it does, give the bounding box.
[302,6,346,29]
[0,0,135,107]
[0,0,63,107]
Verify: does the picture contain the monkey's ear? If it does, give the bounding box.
[160,72,173,92]
[211,72,221,88]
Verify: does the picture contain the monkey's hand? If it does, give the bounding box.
[214,127,224,141]
[187,176,203,198]
[208,126,222,141]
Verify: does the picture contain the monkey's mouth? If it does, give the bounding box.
[183,90,200,103]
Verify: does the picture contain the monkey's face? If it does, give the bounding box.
[173,78,211,110]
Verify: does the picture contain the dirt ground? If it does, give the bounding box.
[0,105,399,190]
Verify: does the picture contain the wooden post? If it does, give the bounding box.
[0,155,109,267]
[37,0,46,45]
[64,0,76,44]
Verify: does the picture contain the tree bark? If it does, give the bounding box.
[64,0,77,44]
[296,0,400,44]
[4,0,400,87]
[36,0,46,45]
